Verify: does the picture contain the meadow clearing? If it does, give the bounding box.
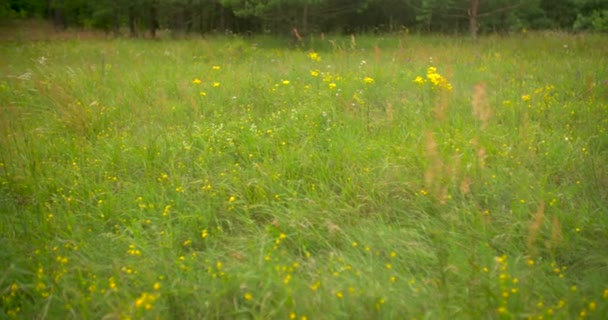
[1,27,607,319]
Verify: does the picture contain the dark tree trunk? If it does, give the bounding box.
[219,5,225,31]
[172,7,183,32]
[198,0,205,34]
[128,4,137,37]
[469,0,480,39]
[149,0,159,38]
[302,3,309,34]
[184,0,193,33]
[112,1,120,36]
[48,0,65,29]
[46,0,53,20]
[53,8,65,29]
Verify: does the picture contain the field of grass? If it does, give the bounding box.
[1,27,607,319]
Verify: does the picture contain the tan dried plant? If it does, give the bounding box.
[424,130,451,203]
[526,201,546,258]
[459,176,472,195]
[546,216,563,252]
[433,89,450,121]
[472,83,492,130]
[385,102,394,123]
[424,130,440,188]
[374,44,382,63]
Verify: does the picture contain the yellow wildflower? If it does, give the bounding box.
[413,76,425,85]
[135,292,157,310]
[308,52,321,62]
[427,73,441,86]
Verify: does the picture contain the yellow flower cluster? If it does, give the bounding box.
[127,244,141,256]
[308,51,321,62]
[414,66,452,91]
[135,292,158,310]
[2,283,22,317]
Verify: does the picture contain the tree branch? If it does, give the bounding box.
[477,2,526,18]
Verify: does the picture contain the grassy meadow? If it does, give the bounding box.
[1,27,608,319]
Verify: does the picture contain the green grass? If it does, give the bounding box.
[1,29,607,319]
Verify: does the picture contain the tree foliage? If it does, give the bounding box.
[2,0,607,36]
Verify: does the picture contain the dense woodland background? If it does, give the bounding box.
[1,0,608,38]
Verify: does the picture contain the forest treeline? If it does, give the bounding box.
[2,0,608,37]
